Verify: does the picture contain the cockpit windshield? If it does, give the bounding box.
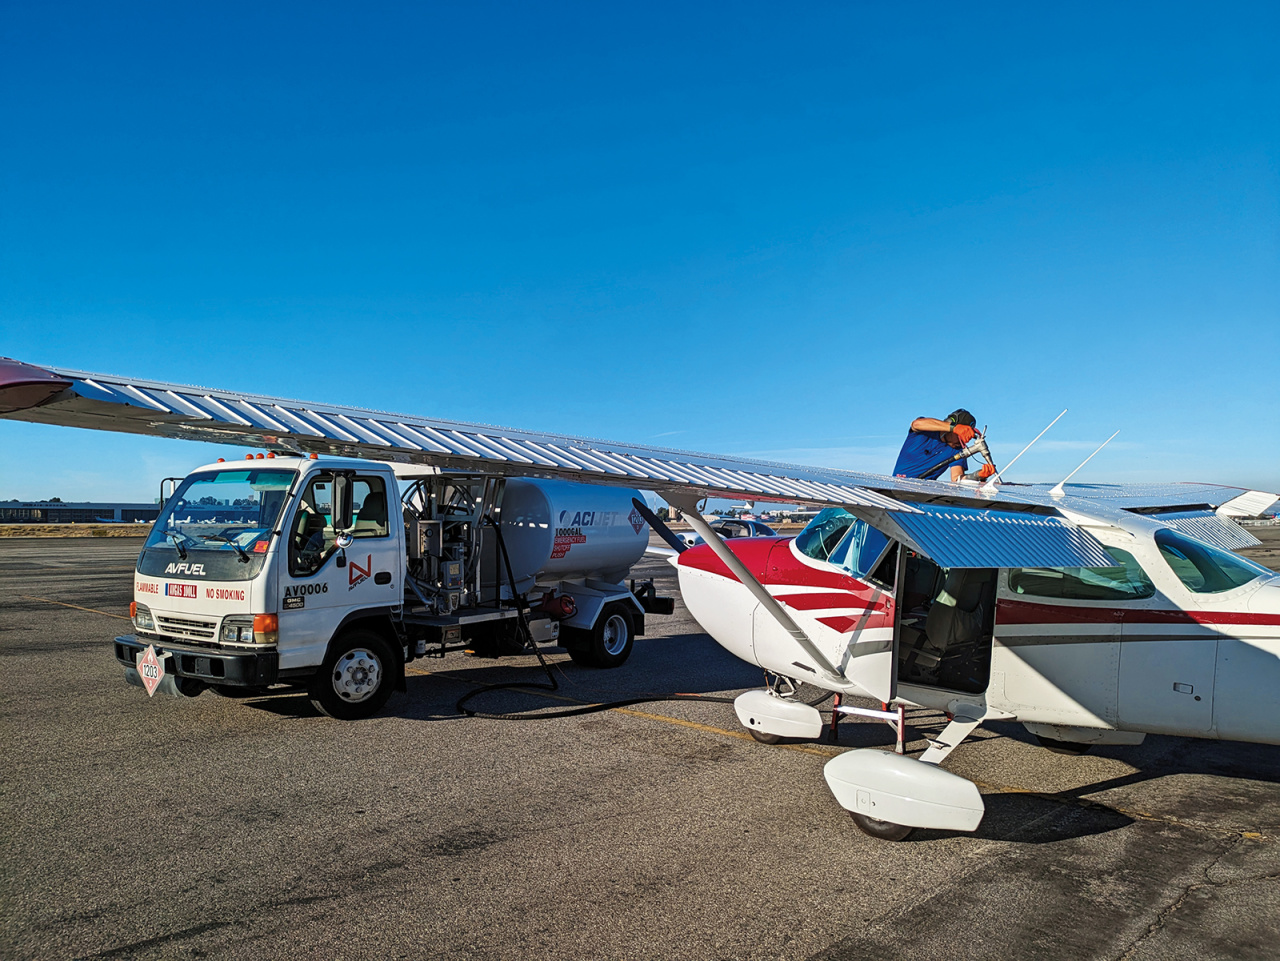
[794,508,858,563]
[139,468,296,580]
[1155,528,1270,594]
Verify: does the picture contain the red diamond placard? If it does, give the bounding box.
[138,645,164,697]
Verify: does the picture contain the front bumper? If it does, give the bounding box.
[115,634,279,689]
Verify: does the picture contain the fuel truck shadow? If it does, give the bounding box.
[239,628,762,722]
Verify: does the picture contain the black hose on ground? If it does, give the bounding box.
[454,515,740,720]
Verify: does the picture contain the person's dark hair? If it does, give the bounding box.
[947,409,976,428]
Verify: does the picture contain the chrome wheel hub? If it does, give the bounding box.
[601,614,628,656]
[332,648,382,703]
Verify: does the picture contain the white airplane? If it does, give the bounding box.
[2,356,1277,841]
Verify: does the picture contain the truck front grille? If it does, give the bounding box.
[156,615,218,641]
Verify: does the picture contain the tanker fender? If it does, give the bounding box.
[557,580,645,635]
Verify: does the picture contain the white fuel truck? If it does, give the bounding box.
[116,455,673,719]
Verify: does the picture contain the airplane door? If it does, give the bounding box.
[1118,613,1216,735]
[840,583,896,703]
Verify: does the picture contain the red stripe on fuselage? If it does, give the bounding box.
[678,537,780,582]
[774,592,874,611]
[679,538,894,630]
[996,598,1280,627]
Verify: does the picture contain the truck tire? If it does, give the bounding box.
[309,630,395,720]
[577,602,635,669]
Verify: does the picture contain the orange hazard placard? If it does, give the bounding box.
[138,645,165,697]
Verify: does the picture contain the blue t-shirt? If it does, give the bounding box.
[893,428,967,480]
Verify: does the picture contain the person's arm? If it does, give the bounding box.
[911,417,952,433]
[949,464,964,483]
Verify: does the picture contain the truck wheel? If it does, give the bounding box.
[849,812,913,841]
[309,630,395,721]
[572,603,635,669]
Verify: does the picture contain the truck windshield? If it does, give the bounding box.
[139,468,296,581]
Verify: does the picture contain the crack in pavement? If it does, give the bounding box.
[1113,835,1280,961]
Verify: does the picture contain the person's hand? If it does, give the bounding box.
[951,424,976,445]
[977,463,997,479]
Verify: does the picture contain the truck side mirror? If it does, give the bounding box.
[331,473,355,533]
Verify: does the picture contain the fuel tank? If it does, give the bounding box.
[486,479,649,590]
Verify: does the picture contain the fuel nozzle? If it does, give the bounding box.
[962,430,999,483]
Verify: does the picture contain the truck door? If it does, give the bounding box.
[278,471,401,670]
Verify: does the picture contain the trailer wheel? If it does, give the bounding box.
[309,630,395,720]
[568,603,635,669]
[849,812,913,841]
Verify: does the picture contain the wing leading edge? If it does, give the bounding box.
[0,356,1134,569]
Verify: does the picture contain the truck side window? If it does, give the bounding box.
[289,474,336,576]
[352,477,390,538]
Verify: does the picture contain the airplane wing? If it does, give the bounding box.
[990,482,1277,552]
[0,356,1253,571]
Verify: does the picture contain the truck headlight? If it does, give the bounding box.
[221,615,255,643]
[132,602,156,633]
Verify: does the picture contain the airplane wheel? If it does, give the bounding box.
[849,812,913,841]
[1035,735,1092,756]
[748,728,782,744]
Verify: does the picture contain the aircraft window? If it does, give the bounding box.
[794,508,857,563]
[1009,547,1155,600]
[1155,528,1269,594]
[829,518,891,580]
[869,541,899,587]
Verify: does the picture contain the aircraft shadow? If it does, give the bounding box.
[907,791,1135,844]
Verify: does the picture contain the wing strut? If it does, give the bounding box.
[667,495,850,689]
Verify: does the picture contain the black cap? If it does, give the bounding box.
[947,409,976,428]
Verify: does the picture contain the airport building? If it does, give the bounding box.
[0,501,162,524]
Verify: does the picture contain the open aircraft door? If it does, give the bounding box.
[838,555,898,704]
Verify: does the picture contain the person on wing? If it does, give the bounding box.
[893,409,995,482]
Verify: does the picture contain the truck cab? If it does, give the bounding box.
[116,455,670,719]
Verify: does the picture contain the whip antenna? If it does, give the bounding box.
[979,408,1067,493]
[1050,430,1120,497]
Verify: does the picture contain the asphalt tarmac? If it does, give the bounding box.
[3,534,1280,960]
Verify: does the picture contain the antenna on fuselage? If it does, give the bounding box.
[1049,430,1120,498]
[978,408,1067,493]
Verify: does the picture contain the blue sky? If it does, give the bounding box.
[2,1,1277,502]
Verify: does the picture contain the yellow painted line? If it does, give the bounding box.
[18,594,130,620]
[611,707,840,757]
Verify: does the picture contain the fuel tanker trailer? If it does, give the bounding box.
[115,456,673,719]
